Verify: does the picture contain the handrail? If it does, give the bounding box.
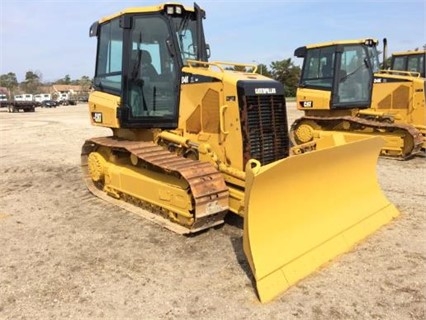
[186,60,258,74]
[377,69,421,78]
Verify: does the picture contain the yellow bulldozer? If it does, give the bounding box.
[293,38,425,159]
[390,49,425,78]
[82,4,399,303]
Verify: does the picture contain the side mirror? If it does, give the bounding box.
[89,21,99,37]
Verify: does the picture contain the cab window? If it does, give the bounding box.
[94,19,123,94]
[336,45,371,104]
[126,16,178,121]
[301,46,335,89]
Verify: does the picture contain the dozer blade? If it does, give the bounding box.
[243,136,399,303]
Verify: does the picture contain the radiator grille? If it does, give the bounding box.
[240,94,289,166]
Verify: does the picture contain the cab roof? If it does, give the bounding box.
[301,38,379,49]
[99,3,196,24]
[392,50,426,57]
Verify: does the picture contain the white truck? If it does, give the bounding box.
[14,94,34,102]
[34,93,52,104]
[0,94,36,112]
[56,92,77,106]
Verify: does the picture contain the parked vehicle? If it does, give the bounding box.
[292,38,425,159]
[0,93,36,112]
[14,94,34,102]
[41,100,58,108]
[82,3,399,303]
[34,93,52,104]
[0,94,8,108]
[56,92,70,104]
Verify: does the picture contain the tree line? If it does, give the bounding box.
[0,71,92,96]
[257,59,301,97]
[0,57,301,97]
[226,58,301,97]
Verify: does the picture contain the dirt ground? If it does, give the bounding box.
[0,103,424,320]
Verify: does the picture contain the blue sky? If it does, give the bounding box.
[1,0,425,82]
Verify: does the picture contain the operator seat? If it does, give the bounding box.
[321,63,332,78]
[129,50,158,116]
[130,50,158,79]
[140,50,159,80]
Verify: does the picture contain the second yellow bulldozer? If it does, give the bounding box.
[390,49,425,78]
[293,38,425,159]
[82,3,399,303]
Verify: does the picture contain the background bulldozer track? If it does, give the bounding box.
[0,103,424,319]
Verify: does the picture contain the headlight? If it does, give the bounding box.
[166,6,174,15]
[165,5,184,15]
[364,39,377,47]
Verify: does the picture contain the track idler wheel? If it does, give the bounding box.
[291,120,319,145]
[87,152,107,182]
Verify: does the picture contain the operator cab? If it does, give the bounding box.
[89,3,209,128]
[391,51,426,77]
[295,39,380,109]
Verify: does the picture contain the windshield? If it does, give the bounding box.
[336,44,372,104]
[172,15,203,64]
[125,15,178,120]
[407,54,425,75]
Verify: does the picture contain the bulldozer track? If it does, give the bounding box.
[290,115,423,160]
[81,137,229,234]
